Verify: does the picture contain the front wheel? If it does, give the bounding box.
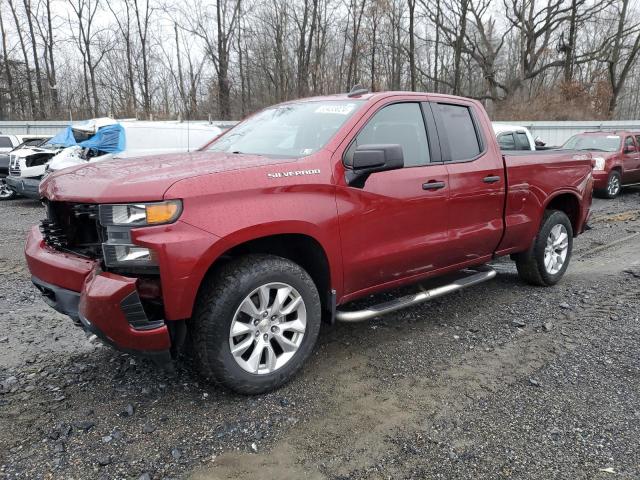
[597,170,621,199]
[0,181,16,200]
[191,254,321,394]
[515,210,573,286]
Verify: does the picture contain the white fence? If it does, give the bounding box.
[493,120,640,147]
[3,119,639,147]
[0,120,237,136]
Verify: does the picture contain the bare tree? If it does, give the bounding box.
[604,0,640,116]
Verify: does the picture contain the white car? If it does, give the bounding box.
[492,123,537,151]
[0,134,51,153]
[0,136,53,200]
[6,119,222,199]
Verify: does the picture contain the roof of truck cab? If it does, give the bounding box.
[575,130,634,136]
[492,124,530,134]
[278,91,480,104]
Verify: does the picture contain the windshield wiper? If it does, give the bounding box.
[581,148,608,152]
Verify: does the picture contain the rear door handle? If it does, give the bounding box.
[483,175,501,184]
[422,181,446,190]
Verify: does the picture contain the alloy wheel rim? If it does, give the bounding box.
[0,183,13,199]
[229,282,306,375]
[544,224,569,275]
[608,176,620,196]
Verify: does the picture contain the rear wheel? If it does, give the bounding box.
[515,210,573,286]
[191,254,321,394]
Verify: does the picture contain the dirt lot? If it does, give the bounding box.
[1,187,639,480]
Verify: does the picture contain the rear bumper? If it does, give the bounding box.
[5,176,40,198]
[26,227,172,359]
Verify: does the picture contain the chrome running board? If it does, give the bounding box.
[335,266,496,322]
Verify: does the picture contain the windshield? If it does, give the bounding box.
[208,100,363,157]
[562,134,621,152]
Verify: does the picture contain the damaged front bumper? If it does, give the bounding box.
[26,227,172,363]
[5,176,41,199]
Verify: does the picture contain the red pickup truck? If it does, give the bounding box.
[25,91,593,393]
[562,130,640,198]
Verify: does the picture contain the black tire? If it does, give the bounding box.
[191,254,321,394]
[514,210,573,286]
[0,181,17,200]
[595,170,621,199]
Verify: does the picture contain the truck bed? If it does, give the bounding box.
[497,150,593,256]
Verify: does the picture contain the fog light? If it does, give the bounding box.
[115,245,154,262]
[102,244,157,267]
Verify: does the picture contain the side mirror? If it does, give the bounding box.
[346,144,404,187]
[624,145,637,154]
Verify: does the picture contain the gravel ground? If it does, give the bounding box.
[1,186,639,480]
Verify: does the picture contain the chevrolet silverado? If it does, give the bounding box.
[25,91,593,394]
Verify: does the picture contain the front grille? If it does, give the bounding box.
[9,155,20,176]
[40,201,103,258]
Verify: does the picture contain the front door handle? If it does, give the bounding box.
[483,175,501,184]
[423,181,446,190]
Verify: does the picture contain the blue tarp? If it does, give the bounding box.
[46,126,77,148]
[46,124,126,153]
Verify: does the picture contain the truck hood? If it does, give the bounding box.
[40,151,297,203]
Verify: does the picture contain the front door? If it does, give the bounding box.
[335,100,451,297]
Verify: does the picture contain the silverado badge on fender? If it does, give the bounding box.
[267,169,321,178]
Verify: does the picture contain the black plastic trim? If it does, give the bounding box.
[31,276,81,322]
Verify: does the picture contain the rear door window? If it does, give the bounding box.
[0,136,13,148]
[497,133,516,150]
[435,104,481,161]
[346,103,431,167]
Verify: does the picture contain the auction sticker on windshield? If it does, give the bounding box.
[315,103,357,115]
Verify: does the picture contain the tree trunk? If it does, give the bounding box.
[563,0,578,83]
[23,0,45,118]
[0,6,18,116]
[408,0,416,91]
[134,0,151,116]
[453,0,468,95]
[8,0,35,117]
[45,0,59,115]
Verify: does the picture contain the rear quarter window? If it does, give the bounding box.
[0,136,13,148]
[436,104,482,161]
[515,132,531,150]
[497,133,516,150]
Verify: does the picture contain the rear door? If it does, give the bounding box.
[335,99,452,296]
[431,100,506,264]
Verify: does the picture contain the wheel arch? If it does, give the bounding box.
[543,191,582,235]
[194,225,337,321]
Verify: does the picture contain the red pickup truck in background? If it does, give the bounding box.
[562,130,640,198]
[25,91,593,393]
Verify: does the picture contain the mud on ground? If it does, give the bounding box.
[1,187,639,480]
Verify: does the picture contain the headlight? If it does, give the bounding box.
[99,200,181,268]
[99,200,182,226]
[592,157,606,171]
